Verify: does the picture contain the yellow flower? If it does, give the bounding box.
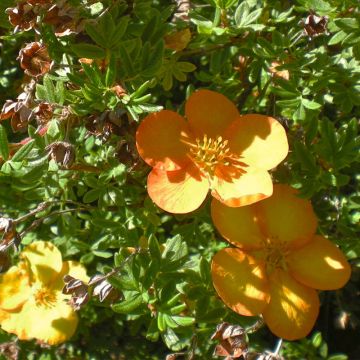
[0,241,88,345]
[211,184,351,340]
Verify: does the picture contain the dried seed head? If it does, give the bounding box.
[0,100,17,121]
[0,251,11,273]
[62,274,90,311]
[6,3,37,31]
[33,102,53,125]
[86,111,122,143]
[43,4,82,37]
[211,322,247,359]
[18,42,53,78]
[92,279,122,303]
[301,14,329,38]
[46,141,75,168]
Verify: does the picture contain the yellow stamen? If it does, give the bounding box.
[262,238,290,273]
[186,134,247,178]
[34,286,57,308]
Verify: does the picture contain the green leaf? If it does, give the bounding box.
[170,316,195,327]
[0,125,9,161]
[328,30,347,45]
[293,141,318,173]
[148,234,162,261]
[11,140,35,162]
[105,54,117,87]
[112,292,143,314]
[83,188,101,203]
[43,75,56,103]
[302,98,322,110]
[71,44,106,59]
[141,40,164,77]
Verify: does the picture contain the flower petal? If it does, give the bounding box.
[147,163,209,214]
[1,291,78,345]
[211,199,264,250]
[21,241,63,285]
[0,265,31,311]
[226,114,288,170]
[211,248,270,316]
[288,235,351,290]
[256,184,317,248]
[263,269,320,340]
[211,168,273,207]
[185,89,240,138]
[136,110,192,171]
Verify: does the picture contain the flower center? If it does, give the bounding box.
[33,286,57,308]
[188,135,247,178]
[263,239,290,273]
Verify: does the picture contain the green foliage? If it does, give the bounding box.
[0,0,359,359]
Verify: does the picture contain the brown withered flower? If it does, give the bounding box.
[1,80,36,131]
[301,13,329,38]
[268,61,290,81]
[6,2,37,32]
[211,322,248,359]
[43,3,82,37]
[33,102,53,125]
[86,110,123,143]
[63,274,90,311]
[46,141,75,168]
[18,42,53,78]
[0,341,19,360]
[90,275,122,303]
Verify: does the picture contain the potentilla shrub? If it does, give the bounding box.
[0,0,359,359]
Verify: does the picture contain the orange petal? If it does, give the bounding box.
[256,184,317,248]
[0,265,31,311]
[263,269,320,340]
[21,241,63,285]
[185,89,240,138]
[226,114,288,170]
[211,168,273,207]
[136,110,192,171]
[1,291,78,345]
[147,163,209,214]
[288,235,351,290]
[211,199,264,250]
[211,248,270,316]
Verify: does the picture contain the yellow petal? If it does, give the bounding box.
[211,199,264,250]
[211,168,273,207]
[288,235,351,290]
[1,291,78,345]
[226,114,288,170]
[147,164,209,214]
[21,241,63,285]
[256,184,318,248]
[211,248,270,316]
[185,90,240,138]
[0,265,31,311]
[263,270,320,340]
[136,110,192,171]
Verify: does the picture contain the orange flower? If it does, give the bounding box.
[136,90,288,213]
[211,184,351,340]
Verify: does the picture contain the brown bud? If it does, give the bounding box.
[46,141,75,168]
[18,42,53,78]
[63,274,90,311]
[211,322,247,359]
[301,14,329,38]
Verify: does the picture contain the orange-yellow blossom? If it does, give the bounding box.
[136,89,288,213]
[211,184,351,340]
[0,241,88,345]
